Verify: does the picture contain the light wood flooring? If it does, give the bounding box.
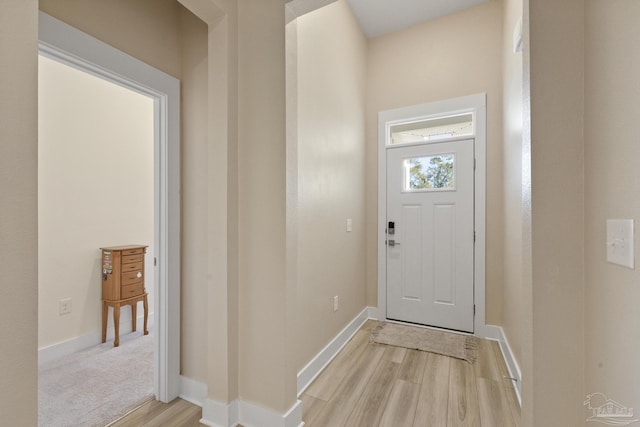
[112,320,520,427]
[107,398,204,427]
[301,320,520,427]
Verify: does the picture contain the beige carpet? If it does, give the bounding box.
[370,322,477,363]
[38,330,154,427]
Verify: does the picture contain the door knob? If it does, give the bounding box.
[388,239,401,247]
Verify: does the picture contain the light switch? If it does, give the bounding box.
[346,219,353,232]
[607,219,634,269]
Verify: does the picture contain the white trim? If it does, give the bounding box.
[38,313,155,366]
[179,376,208,408]
[38,12,181,403]
[241,399,303,427]
[476,324,502,341]
[297,308,369,396]
[201,399,239,427]
[367,306,380,320]
[496,327,522,406]
[377,93,487,335]
[201,398,303,427]
[484,326,522,406]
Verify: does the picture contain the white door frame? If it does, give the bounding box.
[377,93,490,337]
[38,12,181,402]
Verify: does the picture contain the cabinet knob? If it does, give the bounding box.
[136,272,142,278]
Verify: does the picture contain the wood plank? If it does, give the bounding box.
[304,330,371,401]
[345,359,400,426]
[360,319,380,331]
[301,393,327,426]
[108,399,167,427]
[503,379,521,427]
[473,339,502,381]
[448,358,481,427]
[486,339,521,426]
[397,349,427,384]
[383,345,407,363]
[143,399,202,427]
[306,344,385,427]
[476,378,517,427]
[413,353,450,427]
[108,399,204,427]
[378,379,420,427]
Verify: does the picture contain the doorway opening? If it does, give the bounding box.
[37,11,181,425]
[377,93,489,336]
[37,51,156,424]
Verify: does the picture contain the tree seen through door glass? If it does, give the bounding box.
[405,154,455,191]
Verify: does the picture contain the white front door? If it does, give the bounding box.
[386,139,475,332]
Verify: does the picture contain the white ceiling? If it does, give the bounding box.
[346,0,490,38]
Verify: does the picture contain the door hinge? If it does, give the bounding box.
[474,158,477,170]
[154,257,157,266]
[474,304,476,316]
[474,231,476,243]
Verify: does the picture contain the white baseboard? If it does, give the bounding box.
[367,306,380,320]
[483,325,522,406]
[475,323,502,341]
[201,397,303,427]
[240,399,303,427]
[201,398,238,427]
[297,307,369,396]
[38,312,154,366]
[179,375,208,407]
[197,306,375,426]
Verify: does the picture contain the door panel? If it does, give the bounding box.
[386,139,474,332]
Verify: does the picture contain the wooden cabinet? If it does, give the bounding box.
[101,245,149,347]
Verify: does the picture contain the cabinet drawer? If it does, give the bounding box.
[121,261,143,272]
[122,248,144,256]
[122,270,144,286]
[121,283,144,299]
[122,254,143,264]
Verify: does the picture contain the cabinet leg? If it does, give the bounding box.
[143,295,149,335]
[102,302,107,343]
[114,304,120,347]
[132,303,137,332]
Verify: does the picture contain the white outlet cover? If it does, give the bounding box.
[346,219,353,232]
[607,219,634,269]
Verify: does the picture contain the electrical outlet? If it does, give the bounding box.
[333,295,339,312]
[59,298,72,315]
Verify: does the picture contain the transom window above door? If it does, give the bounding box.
[389,112,474,145]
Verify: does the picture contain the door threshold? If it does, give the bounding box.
[384,318,475,337]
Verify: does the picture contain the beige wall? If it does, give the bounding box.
[0,1,38,424]
[293,0,367,370]
[38,55,155,348]
[39,0,182,79]
[584,0,640,418]
[236,0,297,412]
[525,0,585,425]
[179,5,209,384]
[365,0,505,325]
[501,0,524,368]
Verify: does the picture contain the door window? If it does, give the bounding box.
[403,154,455,192]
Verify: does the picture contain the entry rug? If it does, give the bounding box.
[370,322,477,363]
